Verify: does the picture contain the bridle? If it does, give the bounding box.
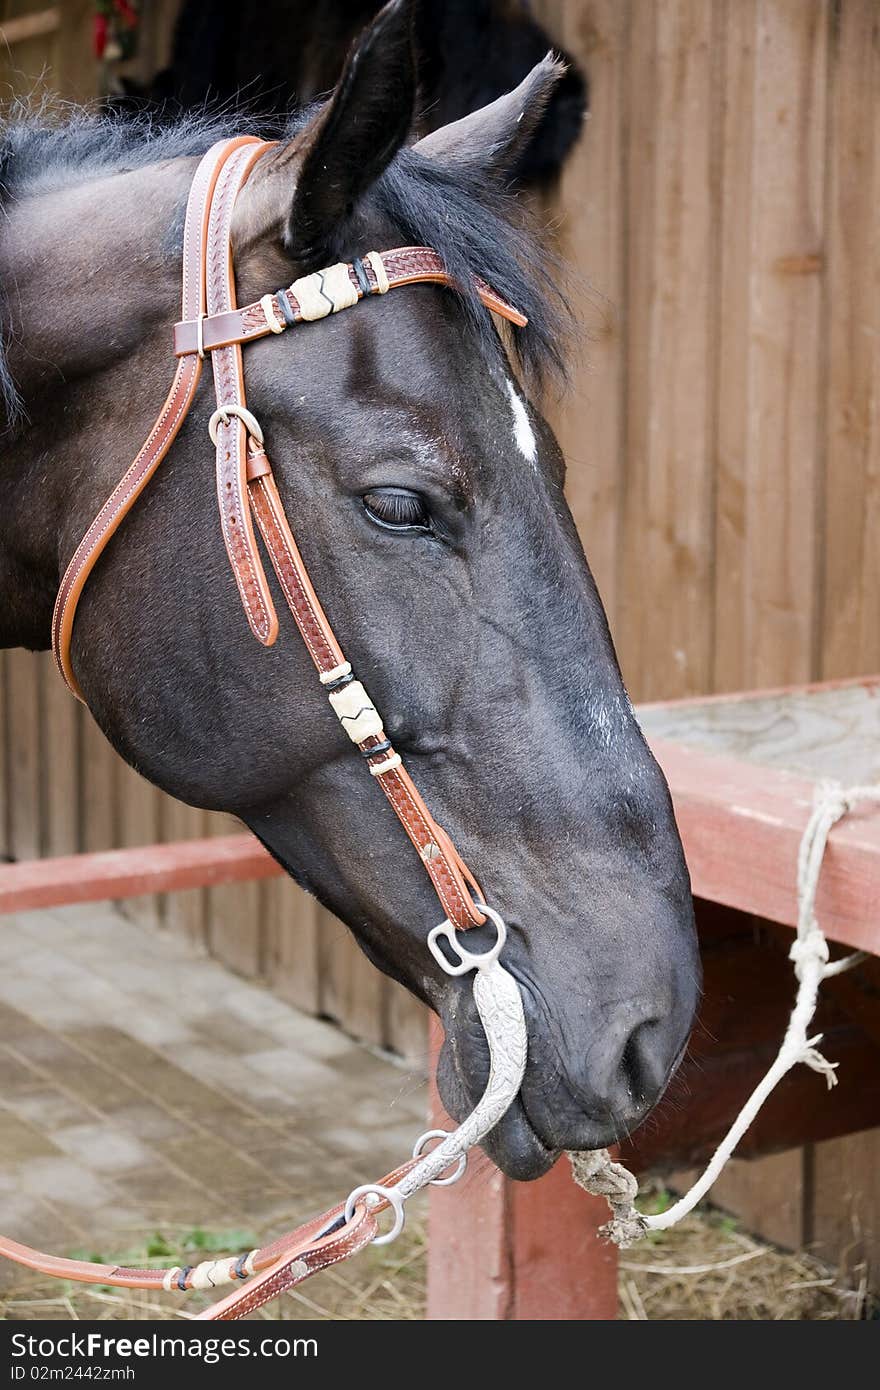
[52,134,527,938]
[1,137,532,1317]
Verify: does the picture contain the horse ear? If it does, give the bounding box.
[279,0,416,262]
[414,54,568,182]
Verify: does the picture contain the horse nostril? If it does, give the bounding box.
[617,1021,663,1110]
[620,1033,642,1095]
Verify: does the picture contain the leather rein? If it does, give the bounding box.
[2,137,533,1318]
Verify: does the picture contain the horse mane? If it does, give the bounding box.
[0,102,250,429]
[0,101,570,431]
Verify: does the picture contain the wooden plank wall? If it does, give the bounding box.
[533,0,880,1287]
[0,1,93,103]
[2,0,879,1277]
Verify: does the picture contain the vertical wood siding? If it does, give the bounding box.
[534,0,880,1289]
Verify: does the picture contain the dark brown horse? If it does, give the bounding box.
[0,0,698,1179]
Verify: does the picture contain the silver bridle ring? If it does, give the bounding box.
[411,1129,468,1187]
[208,403,265,448]
[427,903,507,978]
[343,1183,406,1247]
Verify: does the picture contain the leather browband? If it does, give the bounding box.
[173,245,528,356]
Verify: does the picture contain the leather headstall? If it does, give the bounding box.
[51,136,528,936]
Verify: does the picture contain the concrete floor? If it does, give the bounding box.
[0,904,427,1302]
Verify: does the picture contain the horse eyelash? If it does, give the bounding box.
[363,488,430,529]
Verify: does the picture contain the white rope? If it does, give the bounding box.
[570,779,878,1246]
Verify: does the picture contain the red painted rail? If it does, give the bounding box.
[0,834,282,914]
[653,739,880,955]
[2,738,878,955]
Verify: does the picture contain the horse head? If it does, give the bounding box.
[0,0,699,1179]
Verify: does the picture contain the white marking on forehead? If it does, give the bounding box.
[505,377,537,466]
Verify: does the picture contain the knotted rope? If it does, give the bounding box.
[569,779,879,1246]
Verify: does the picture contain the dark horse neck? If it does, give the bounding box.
[0,162,193,651]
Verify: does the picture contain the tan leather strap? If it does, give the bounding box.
[197,1209,379,1320]
[207,140,280,647]
[0,1157,419,1317]
[52,136,264,699]
[246,469,485,927]
[173,245,528,356]
[196,148,485,928]
[50,355,201,700]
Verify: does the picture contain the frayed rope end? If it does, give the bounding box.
[801,1035,839,1089]
[567,1149,646,1248]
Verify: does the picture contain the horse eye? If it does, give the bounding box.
[362,487,432,533]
